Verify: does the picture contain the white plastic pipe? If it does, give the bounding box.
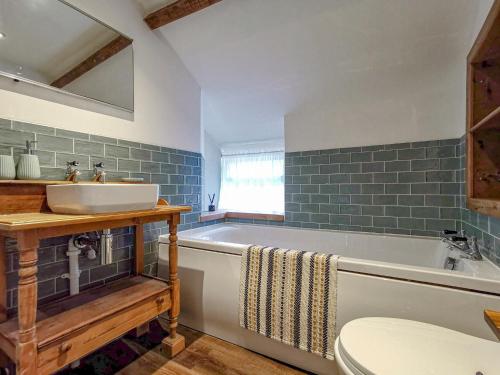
[65,239,81,296]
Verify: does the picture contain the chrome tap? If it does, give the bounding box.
[65,161,80,182]
[440,230,482,260]
[91,162,106,183]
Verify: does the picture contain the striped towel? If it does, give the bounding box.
[239,245,338,360]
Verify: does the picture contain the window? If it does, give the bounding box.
[219,152,284,212]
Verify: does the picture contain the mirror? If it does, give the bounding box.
[0,0,134,111]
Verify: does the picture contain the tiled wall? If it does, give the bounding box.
[0,118,203,312]
[457,136,500,265]
[224,137,499,266]
[284,139,462,236]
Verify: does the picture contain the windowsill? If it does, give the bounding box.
[199,210,285,223]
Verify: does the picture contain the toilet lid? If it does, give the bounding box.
[337,317,500,375]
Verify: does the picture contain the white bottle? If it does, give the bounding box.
[17,140,41,180]
[0,155,16,180]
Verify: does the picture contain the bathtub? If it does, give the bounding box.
[158,223,500,374]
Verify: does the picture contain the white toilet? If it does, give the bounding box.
[334,317,500,375]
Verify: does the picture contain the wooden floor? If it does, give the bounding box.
[117,321,307,375]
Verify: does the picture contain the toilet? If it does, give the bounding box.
[334,317,500,375]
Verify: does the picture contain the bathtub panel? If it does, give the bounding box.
[336,272,500,341]
[163,245,338,375]
[161,244,500,374]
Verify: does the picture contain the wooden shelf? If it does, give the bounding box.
[470,105,500,132]
[467,198,500,217]
[484,309,500,339]
[0,276,170,374]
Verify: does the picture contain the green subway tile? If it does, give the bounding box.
[130,148,152,161]
[411,207,439,218]
[105,144,129,159]
[74,140,104,157]
[373,195,397,205]
[141,144,161,151]
[425,146,455,159]
[37,134,73,153]
[0,128,35,147]
[13,121,55,135]
[0,118,11,129]
[152,152,170,163]
[118,159,141,172]
[119,139,141,148]
[425,195,455,207]
[373,150,397,161]
[411,159,439,171]
[90,135,117,144]
[141,161,161,173]
[55,129,89,141]
[398,148,425,160]
[40,167,66,180]
[373,216,397,228]
[385,206,410,217]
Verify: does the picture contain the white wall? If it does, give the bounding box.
[202,131,221,211]
[283,0,495,152]
[0,0,201,152]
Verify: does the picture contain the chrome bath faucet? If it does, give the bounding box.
[440,230,482,261]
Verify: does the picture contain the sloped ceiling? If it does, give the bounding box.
[157,0,489,144]
[135,0,178,14]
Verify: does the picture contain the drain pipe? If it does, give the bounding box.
[100,229,113,265]
[62,238,82,296]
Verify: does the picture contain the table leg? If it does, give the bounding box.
[16,231,38,375]
[0,236,7,323]
[162,214,185,357]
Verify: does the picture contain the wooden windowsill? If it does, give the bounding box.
[200,210,284,223]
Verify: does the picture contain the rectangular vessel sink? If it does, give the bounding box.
[47,183,159,214]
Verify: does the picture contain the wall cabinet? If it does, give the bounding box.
[467,0,500,218]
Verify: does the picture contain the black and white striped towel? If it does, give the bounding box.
[239,245,338,360]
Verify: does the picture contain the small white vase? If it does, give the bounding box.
[0,155,16,180]
[17,154,41,180]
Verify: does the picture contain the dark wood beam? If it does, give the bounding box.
[50,35,132,89]
[144,0,222,30]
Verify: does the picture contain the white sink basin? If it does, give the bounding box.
[47,183,159,214]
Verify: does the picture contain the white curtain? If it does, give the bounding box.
[219,152,284,213]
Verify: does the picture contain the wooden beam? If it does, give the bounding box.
[50,35,132,89]
[144,0,222,30]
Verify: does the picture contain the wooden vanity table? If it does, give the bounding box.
[0,181,191,374]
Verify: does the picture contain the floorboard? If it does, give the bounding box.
[117,322,307,375]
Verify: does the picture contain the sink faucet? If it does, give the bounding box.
[440,230,482,260]
[91,162,106,183]
[65,161,81,182]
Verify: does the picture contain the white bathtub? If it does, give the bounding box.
[159,223,500,374]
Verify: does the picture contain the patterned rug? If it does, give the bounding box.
[57,319,169,375]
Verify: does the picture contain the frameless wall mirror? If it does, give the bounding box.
[0,0,134,111]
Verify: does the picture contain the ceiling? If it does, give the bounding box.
[135,0,177,14]
[157,0,488,145]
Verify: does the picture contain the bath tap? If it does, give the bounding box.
[65,161,81,182]
[440,230,482,260]
[91,162,106,183]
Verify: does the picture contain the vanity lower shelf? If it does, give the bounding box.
[0,275,170,375]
